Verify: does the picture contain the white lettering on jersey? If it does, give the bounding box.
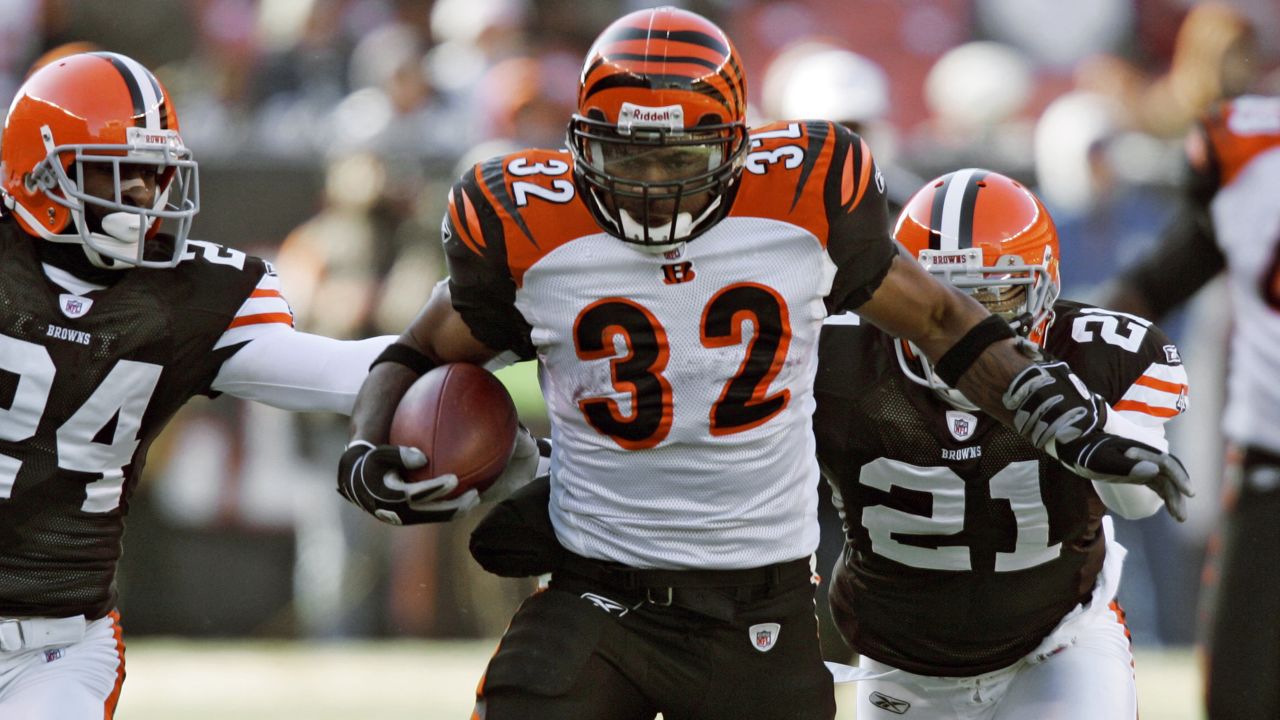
[941,446,982,461]
[45,324,91,346]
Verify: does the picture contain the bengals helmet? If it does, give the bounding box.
[569,7,749,249]
[1,52,198,268]
[893,169,1060,410]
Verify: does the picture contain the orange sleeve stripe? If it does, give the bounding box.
[249,289,283,299]
[1135,375,1186,394]
[840,145,855,206]
[1114,400,1181,418]
[461,182,486,250]
[227,312,294,329]
[850,138,873,210]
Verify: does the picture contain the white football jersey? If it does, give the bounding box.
[1203,96,1280,455]
[443,121,895,568]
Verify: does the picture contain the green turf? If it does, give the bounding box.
[114,639,1203,719]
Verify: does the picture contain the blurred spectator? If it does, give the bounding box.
[1138,1,1262,139]
[975,0,1135,71]
[905,40,1038,182]
[760,40,924,212]
[470,51,579,149]
[325,20,462,159]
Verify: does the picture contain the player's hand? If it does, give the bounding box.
[336,440,461,525]
[405,427,546,515]
[1053,432,1194,521]
[1002,359,1106,449]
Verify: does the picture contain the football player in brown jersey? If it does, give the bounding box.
[0,51,538,720]
[337,8,1191,719]
[816,169,1188,719]
[1102,94,1280,720]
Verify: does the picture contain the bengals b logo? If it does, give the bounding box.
[661,261,695,285]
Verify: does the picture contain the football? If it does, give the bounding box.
[389,362,518,499]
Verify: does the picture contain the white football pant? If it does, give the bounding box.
[852,520,1137,720]
[0,612,125,720]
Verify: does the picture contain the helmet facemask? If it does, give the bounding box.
[896,245,1059,411]
[21,125,198,269]
[570,107,747,251]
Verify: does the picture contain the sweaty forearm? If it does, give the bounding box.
[349,361,420,444]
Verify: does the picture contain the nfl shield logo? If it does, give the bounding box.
[59,294,92,319]
[945,410,977,442]
[749,622,781,652]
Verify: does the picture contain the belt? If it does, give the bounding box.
[555,553,814,621]
[0,615,87,652]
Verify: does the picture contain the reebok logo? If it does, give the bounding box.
[869,691,910,714]
[581,592,630,616]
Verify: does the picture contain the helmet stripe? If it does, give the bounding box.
[603,27,730,57]
[928,168,987,250]
[93,52,162,130]
[603,52,723,72]
[582,72,731,111]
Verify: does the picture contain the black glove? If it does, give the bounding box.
[336,441,460,525]
[1002,359,1106,448]
[1054,432,1193,522]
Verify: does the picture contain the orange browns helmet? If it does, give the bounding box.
[893,169,1061,410]
[1,51,198,268]
[569,6,750,248]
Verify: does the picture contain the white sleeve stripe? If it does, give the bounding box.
[233,296,292,318]
[1139,362,1188,384]
[1119,385,1184,409]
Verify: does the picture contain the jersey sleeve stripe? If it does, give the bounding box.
[1118,383,1186,412]
[227,312,294,329]
[448,186,484,256]
[840,145,855,206]
[850,138,873,210]
[249,288,283,299]
[1134,374,1187,394]
[1113,400,1181,418]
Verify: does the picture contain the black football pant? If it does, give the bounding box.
[1204,448,1280,719]
[473,559,835,720]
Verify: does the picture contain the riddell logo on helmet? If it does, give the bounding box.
[619,102,684,131]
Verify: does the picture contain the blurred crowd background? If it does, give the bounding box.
[6,0,1279,659]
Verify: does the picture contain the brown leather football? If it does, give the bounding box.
[389,363,518,498]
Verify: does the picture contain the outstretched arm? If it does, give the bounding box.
[857,256,1192,520]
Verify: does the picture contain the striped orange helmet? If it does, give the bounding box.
[569,7,749,248]
[1,52,199,268]
[893,169,1061,410]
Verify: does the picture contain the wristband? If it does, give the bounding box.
[935,314,1016,387]
[370,342,439,376]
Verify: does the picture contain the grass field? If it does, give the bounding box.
[114,639,1204,719]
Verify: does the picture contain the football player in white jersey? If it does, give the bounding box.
[1102,94,1280,719]
[816,170,1188,719]
[338,8,1191,719]
[0,52,538,720]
